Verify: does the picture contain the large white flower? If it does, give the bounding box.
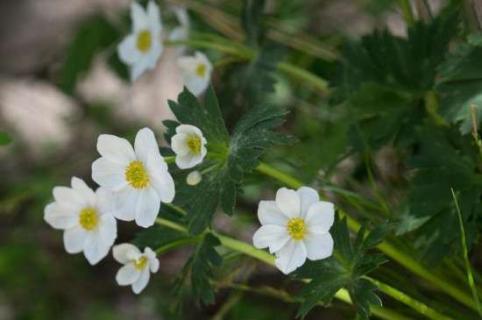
[253,187,334,274]
[113,243,159,294]
[177,51,213,96]
[44,177,117,265]
[171,124,207,169]
[118,1,163,81]
[92,127,175,228]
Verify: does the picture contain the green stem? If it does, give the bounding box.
[397,0,415,26]
[255,161,479,311]
[155,218,445,319]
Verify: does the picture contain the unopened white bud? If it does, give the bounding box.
[186,170,202,186]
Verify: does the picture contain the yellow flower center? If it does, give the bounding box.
[186,134,202,155]
[195,63,206,77]
[125,160,150,189]
[134,256,148,270]
[136,30,152,53]
[79,207,99,231]
[287,218,306,241]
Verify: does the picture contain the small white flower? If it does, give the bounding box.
[253,187,334,274]
[44,177,117,265]
[177,51,213,96]
[92,127,175,228]
[186,170,202,186]
[171,124,207,169]
[168,6,189,54]
[113,243,159,294]
[118,1,163,81]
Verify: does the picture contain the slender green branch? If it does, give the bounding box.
[397,0,415,26]
[255,161,479,311]
[451,188,482,316]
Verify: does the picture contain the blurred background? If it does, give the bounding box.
[0,0,456,319]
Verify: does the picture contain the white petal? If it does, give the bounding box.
[63,227,87,254]
[253,225,290,253]
[305,201,335,234]
[146,39,162,69]
[132,268,150,294]
[297,187,319,218]
[99,214,117,247]
[131,2,148,32]
[113,187,139,221]
[274,240,307,274]
[171,133,190,156]
[257,200,287,226]
[117,34,140,65]
[44,203,77,230]
[53,186,85,207]
[97,134,135,165]
[131,58,150,81]
[116,264,141,285]
[176,124,204,137]
[95,188,116,216]
[147,1,162,34]
[134,127,159,164]
[176,153,202,169]
[304,233,334,261]
[145,247,160,273]
[91,158,127,191]
[181,72,209,96]
[148,157,175,203]
[134,188,161,228]
[275,188,300,219]
[113,243,142,263]
[83,232,111,265]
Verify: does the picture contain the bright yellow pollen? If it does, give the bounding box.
[195,63,206,77]
[79,207,99,231]
[134,256,148,270]
[125,160,150,189]
[287,218,306,241]
[186,135,202,155]
[136,30,152,53]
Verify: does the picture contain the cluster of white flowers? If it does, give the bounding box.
[44,125,208,293]
[117,1,213,96]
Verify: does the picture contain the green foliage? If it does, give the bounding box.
[294,218,387,318]
[242,0,266,46]
[165,87,288,234]
[58,15,121,95]
[0,131,11,145]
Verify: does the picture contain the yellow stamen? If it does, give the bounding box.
[79,207,99,231]
[186,135,202,155]
[136,30,152,53]
[287,218,306,240]
[195,63,206,77]
[125,160,150,189]
[134,256,148,270]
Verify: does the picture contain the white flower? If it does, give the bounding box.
[177,51,213,96]
[171,124,207,169]
[113,243,159,294]
[186,170,202,186]
[44,177,117,265]
[92,127,175,228]
[253,187,334,274]
[118,1,163,81]
[168,6,190,54]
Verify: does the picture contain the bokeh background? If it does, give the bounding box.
[0,0,462,319]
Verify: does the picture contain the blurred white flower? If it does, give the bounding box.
[44,177,117,265]
[171,124,207,169]
[92,127,175,227]
[186,170,202,186]
[177,51,213,96]
[113,243,159,294]
[118,1,163,81]
[253,187,334,274]
[168,6,190,54]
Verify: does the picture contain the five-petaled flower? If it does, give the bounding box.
[44,177,117,265]
[171,124,207,169]
[113,243,159,294]
[177,51,213,96]
[253,187,334,274]
[92,127,175,228]
[118,1,163,81]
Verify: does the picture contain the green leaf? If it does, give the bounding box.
[0,132,11,146]
[242,0,266,47]
[58,15,120,95]
[165,87,288,234]
[294,217,387,318]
